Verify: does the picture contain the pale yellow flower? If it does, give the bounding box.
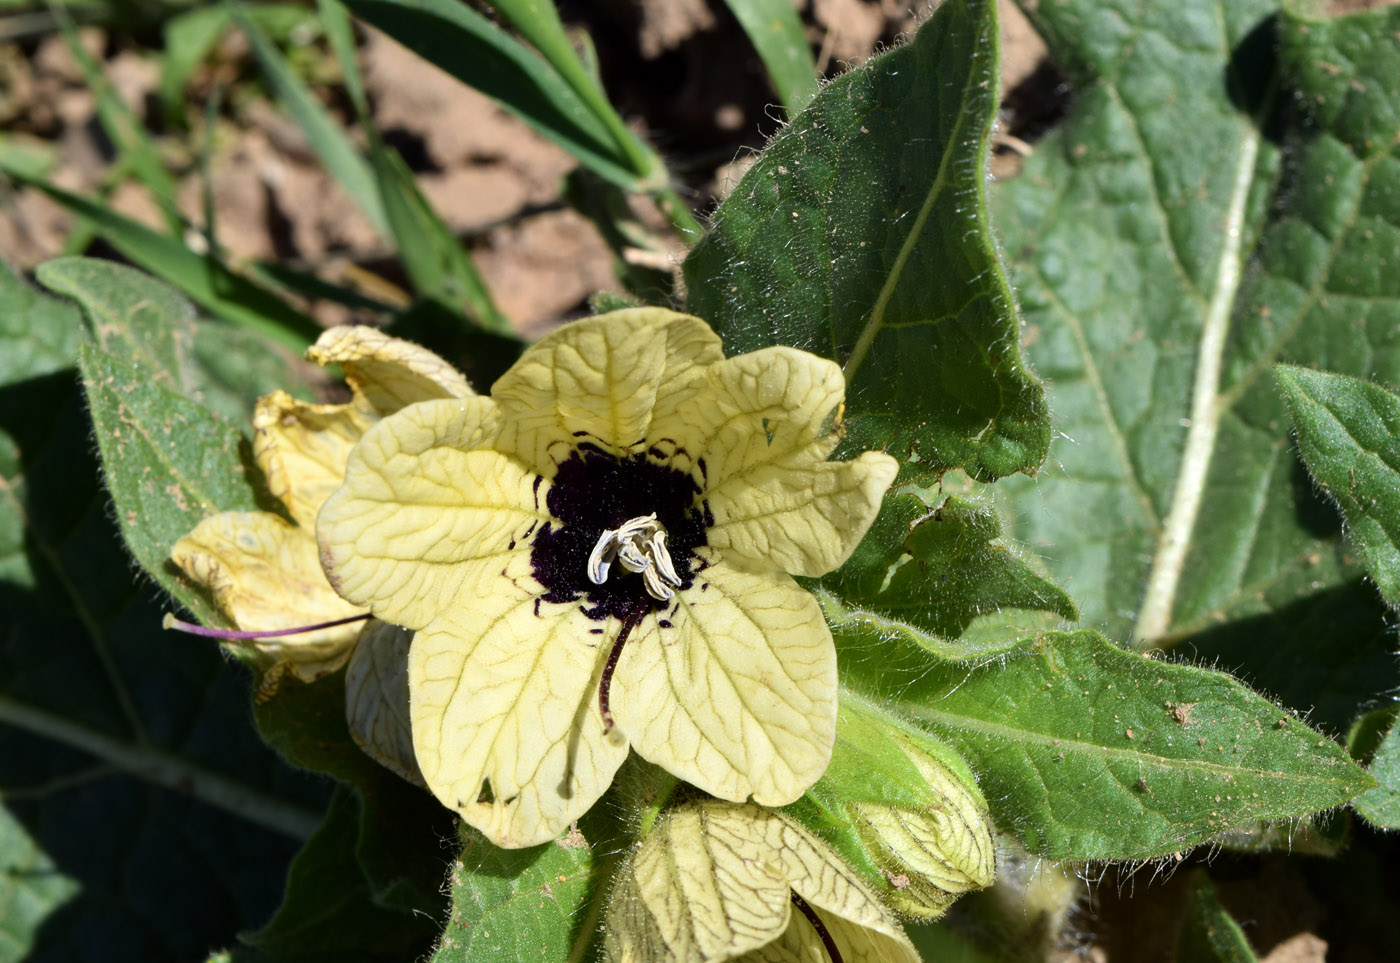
[317,308,898,847]
[170,325,470,688]
[604,801,919,963]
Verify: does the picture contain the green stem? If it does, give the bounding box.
[636,772,680,838]
[0,695,323,840]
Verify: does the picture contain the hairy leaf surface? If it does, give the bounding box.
[2,265,325,960]
[830,617,1371,860]
[685,0,1049,483]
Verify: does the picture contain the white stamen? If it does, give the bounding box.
[587,513,683,601]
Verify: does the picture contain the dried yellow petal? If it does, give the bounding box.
[171,512,364,680]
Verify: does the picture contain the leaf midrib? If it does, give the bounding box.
[1131,109,1264,645]
[840,32,970,384]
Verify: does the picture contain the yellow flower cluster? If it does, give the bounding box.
[171,308,991,961]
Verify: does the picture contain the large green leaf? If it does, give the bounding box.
[42,259,310,620]
[829,617,1371,860]
[77,346,261,622]
[0,261,82,389]
[0,267,327,961]
[992,0,1400,732]
[685,0,1049,483]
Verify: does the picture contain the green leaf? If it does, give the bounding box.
[343,0,645,189]
[77,345,260,622]
[991,0,1400,740]
[241,786,438,961]
[14,178,321,352]
[431,824,596,962]
[40,256,307,424]
[1276,365,1400,610]
[1176,870,1258,963]
[231,0,391,237]
[719,0,819,115]
[1351,705,1400,828]
[253,670,454,913]
[0,805,80,958]
[0,261,83,387]
[39,258,198,391]
[685,0,1049,482]
[1,280,327,958]
[834,623,1372,860]
[822,492,1076,645]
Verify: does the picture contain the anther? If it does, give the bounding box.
[587,513,683,601]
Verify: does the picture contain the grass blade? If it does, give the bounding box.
[719,0,818,115]
[11,170,320,350]
[343,0,641,189]
[230,0,389,237]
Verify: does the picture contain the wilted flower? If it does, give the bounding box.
[169,326,470,776]
[170,325,471,680]
[318,308,898,847]
[604,801,919,963]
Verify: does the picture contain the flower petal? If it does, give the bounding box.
[345,619,423,786]
[707,449,898,577]
[605,803,793,963]
[410,562,628,848]
[317,396,551,629]
[171,511,364,680]
[307,324,473,411]
[253,391,373,529]
[650,346,846,479]
[492,308,724,474]
[612,552,837,805]
[604,802,918,963]
[745,812,919,963]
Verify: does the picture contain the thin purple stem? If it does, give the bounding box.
[162,612,370,640]
[599,603,646,734]
[790,892,844,963]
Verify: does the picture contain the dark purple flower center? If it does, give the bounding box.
[529,443,710,623]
